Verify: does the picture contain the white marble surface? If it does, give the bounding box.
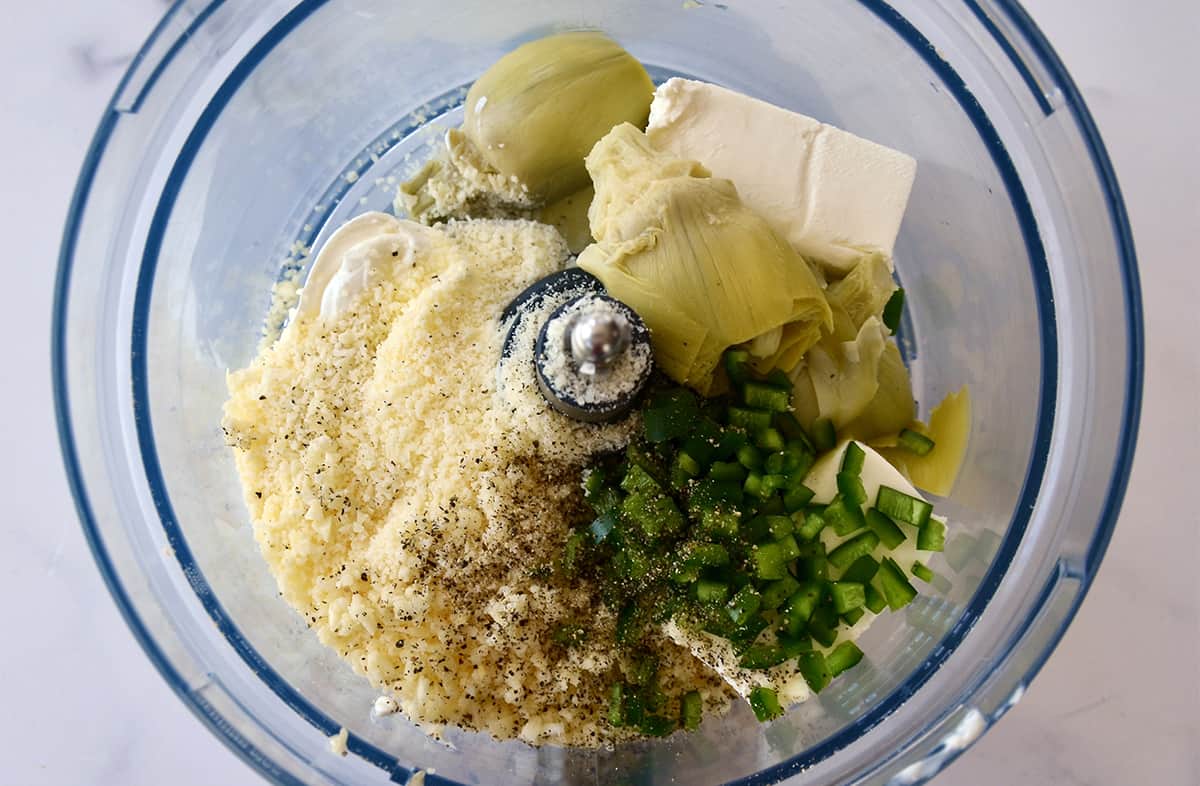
[1,1,1196,784]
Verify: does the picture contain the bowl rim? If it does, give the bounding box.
[52,0,1143,784]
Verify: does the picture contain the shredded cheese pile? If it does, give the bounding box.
[224,219,727,745]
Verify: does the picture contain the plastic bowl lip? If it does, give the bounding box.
[51,1,1142,785]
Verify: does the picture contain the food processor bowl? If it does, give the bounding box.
[53,0,1141,783]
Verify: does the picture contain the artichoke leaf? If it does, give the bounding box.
[747,326,783,360]
[751,319,827,375]
[788,362,821,428]
[826,252,897,329]
[843,341,917,441]
[800,316,888,428]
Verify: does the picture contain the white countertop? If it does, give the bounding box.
[1,1,1196,784]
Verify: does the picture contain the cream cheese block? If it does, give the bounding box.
[646,78,916,272]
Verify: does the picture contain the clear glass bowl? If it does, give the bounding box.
[53,1,1141,783]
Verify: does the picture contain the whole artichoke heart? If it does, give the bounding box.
[578,123,832,393]
[463,31,655,203]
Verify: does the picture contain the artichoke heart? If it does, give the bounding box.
[464,31,655,202]
[577,123,832,392]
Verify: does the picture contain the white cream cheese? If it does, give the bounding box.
[646,78,916,273]
[663,620,814,705]
[806,439,922,504]
[807,439,944,588]
[665,610,877,705]
[296,211,434,321]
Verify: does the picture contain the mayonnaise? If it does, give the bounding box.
[296,211,433,321]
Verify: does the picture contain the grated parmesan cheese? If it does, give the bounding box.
[538,295,652,406]
[497,278,640,462]
[373,695,399,716]
[258,258,307,352]
[396,129,538,224]
[328,727,349,756]
[224,219,729,746]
